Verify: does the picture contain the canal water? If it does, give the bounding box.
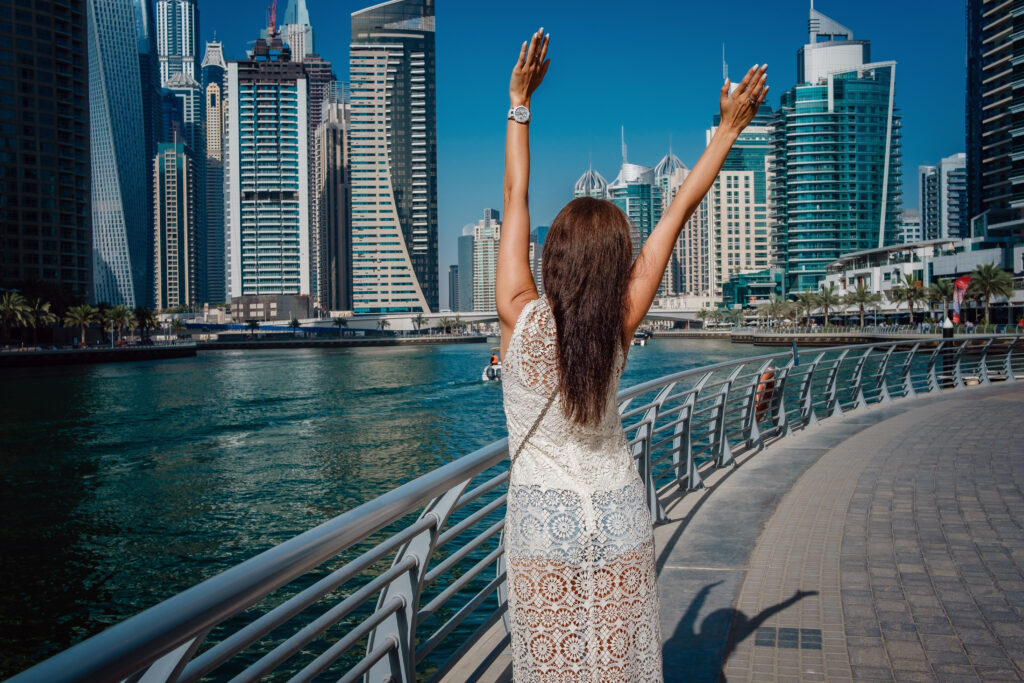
[0,338,776,676]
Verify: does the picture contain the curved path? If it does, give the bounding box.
[657,381,1024,682]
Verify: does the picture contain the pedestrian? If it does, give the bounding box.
[495,28,768,681]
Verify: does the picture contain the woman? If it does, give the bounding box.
[497,28,768,681]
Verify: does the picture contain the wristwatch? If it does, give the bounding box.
[508,105,531,124]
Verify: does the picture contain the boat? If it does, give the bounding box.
[482,347,502,381]
[631,330,650,347]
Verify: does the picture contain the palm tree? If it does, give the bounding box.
[437,316,452,334]
[814,284,843,327]
[246,319,260,338]
[843,284,883,327]
[332,317,348,338]
[170,318,187,338]
[695,309,710,328]
[106,305,131,342]
[63,304,96,347]
[966,263,1014,325]
[411,312,426,334]
[453,314,463,334]
[793,291,818,327]
[0,291,29,343]
[927,279,954,323]
[888,273,927,324]
[27,298,57,342]
[125,313,139,341]
[757,296,791,324]
[377,317,391,333]
[133,306,158,340]
[289,318,302,337]
[725,308,745,326]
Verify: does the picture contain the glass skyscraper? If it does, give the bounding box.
[457,230,474,312]
[281,0,314,62]
[314,81,352,312]
[226,34,310,298]
[156,0,198,85]
[88,0,151,307]
[349,0,438,314]
[0,0,92,303]
[771,6,901,293]
[153,142,197,309]
[202,39,227,303]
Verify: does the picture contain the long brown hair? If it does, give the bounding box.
[542,197,634,426]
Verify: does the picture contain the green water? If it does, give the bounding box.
[0,338,773,676]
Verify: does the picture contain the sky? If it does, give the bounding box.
[199,0,968,307]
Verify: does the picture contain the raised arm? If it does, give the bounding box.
[624,64,769,334]
[496,29,550,354]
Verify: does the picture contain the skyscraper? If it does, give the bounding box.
[0,0,92,303]
[88,0,151,307]
[573,164,609,199]
[706,105,773,298]
[202,39,227,303]
[153,142,197,309]
[156,0,198,85]
[919,154,967,240]
[457,228,474,312]
[350,0,438,313]
[448,264,459,311]
[607,134,665,292]
[655,148,688,295]
[677,198,709,296]
[966,0,1023,239]
[472,209,500,312]
[898,209,922,245]
[281,0,314,62]
[302,55,337,306]
[315,81,352,312]
[771,6,901,293]
[163,71,205,300]
[226,33,310,299]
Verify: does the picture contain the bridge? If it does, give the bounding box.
[11,335,1024,682]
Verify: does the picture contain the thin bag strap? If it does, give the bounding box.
[510,389,556,466]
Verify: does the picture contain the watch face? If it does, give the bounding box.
[513,106,530,123]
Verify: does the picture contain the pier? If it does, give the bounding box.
[10,335,1023,682]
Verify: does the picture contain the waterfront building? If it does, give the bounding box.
[281,0,314,62]
[156,0,198,85]
[919,154,967,240]
[314,82,352,313]
[0,0,92,302]
[133,0,162,193]
[967,0,1023,239]
[349,0,439,313]
[225,33,310,299]
[88,0,152,307]
[153,142,197,309]
[770,5,902,294]
[448,265,459,312]
[677,197,709,296]
[230,293,310,322]
[302,56,337,306]
[573,164,608,200]
[707,105,772,299]
[607,141,666,293]
[898,209,922,245]
[721,268,783,309]
[472,209,500,312]
[457,229,474,312]
[655,149,687,296]
[202,40,227,303]
[531,225,549,294]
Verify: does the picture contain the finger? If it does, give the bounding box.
[749,72,767,99]
[734,64,758,95]
[538,58,550,82]
[721,78,730,98]
[539,34,550,63]
[516,41,527,68]
[756,84,770,106]
[525,30,539,65]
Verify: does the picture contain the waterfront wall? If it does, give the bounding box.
[196,334,488,351]
[0,344,197,368]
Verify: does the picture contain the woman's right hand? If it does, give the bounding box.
[509,28,550,107]
[719,64,768,134]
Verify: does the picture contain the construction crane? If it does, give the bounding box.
[266,0,277,35]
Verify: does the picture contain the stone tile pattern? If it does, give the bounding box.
[725,383,1024,682]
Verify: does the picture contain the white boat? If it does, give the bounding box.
[631,331,649,347]
[482,363,502,381]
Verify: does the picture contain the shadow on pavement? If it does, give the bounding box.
[663,581,817,682]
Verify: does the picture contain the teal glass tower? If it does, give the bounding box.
[771,6,901,293]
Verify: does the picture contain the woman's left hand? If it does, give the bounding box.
[509,28,550,107]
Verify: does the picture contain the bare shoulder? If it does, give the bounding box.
[499,291,541,358]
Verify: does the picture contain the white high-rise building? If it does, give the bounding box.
[349,0,438,313]
[472,209,500,312]
[898,209,923,244]
[156,0,198,86]
[919,153,968,240]
[655,149,688,295]
[226,34,310,299]
[281,0,314,62]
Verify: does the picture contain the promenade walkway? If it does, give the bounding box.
[658,380,1024,682]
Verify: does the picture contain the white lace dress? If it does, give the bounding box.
[502,297,663,682]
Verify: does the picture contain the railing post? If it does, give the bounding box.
[977,337,995,385]
[900,343,920,398]
[713,366,744,468]
[874,345,896,403]
[772,363,792,437]
[629,384,673,524]
[796,354,823,427]
[367,484,468,683]
[950,340,968,388]
[674,373,710,492]
[742,360,773,450]
[1004,337,1019,382]
[924,340,945,393]
[824,350,848,417]
[133,631,210,683]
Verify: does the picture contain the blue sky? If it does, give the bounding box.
[200,0,967,305]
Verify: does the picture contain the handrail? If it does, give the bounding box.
[12,335,1024,683]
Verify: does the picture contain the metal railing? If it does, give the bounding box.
[13,335,1024,683]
